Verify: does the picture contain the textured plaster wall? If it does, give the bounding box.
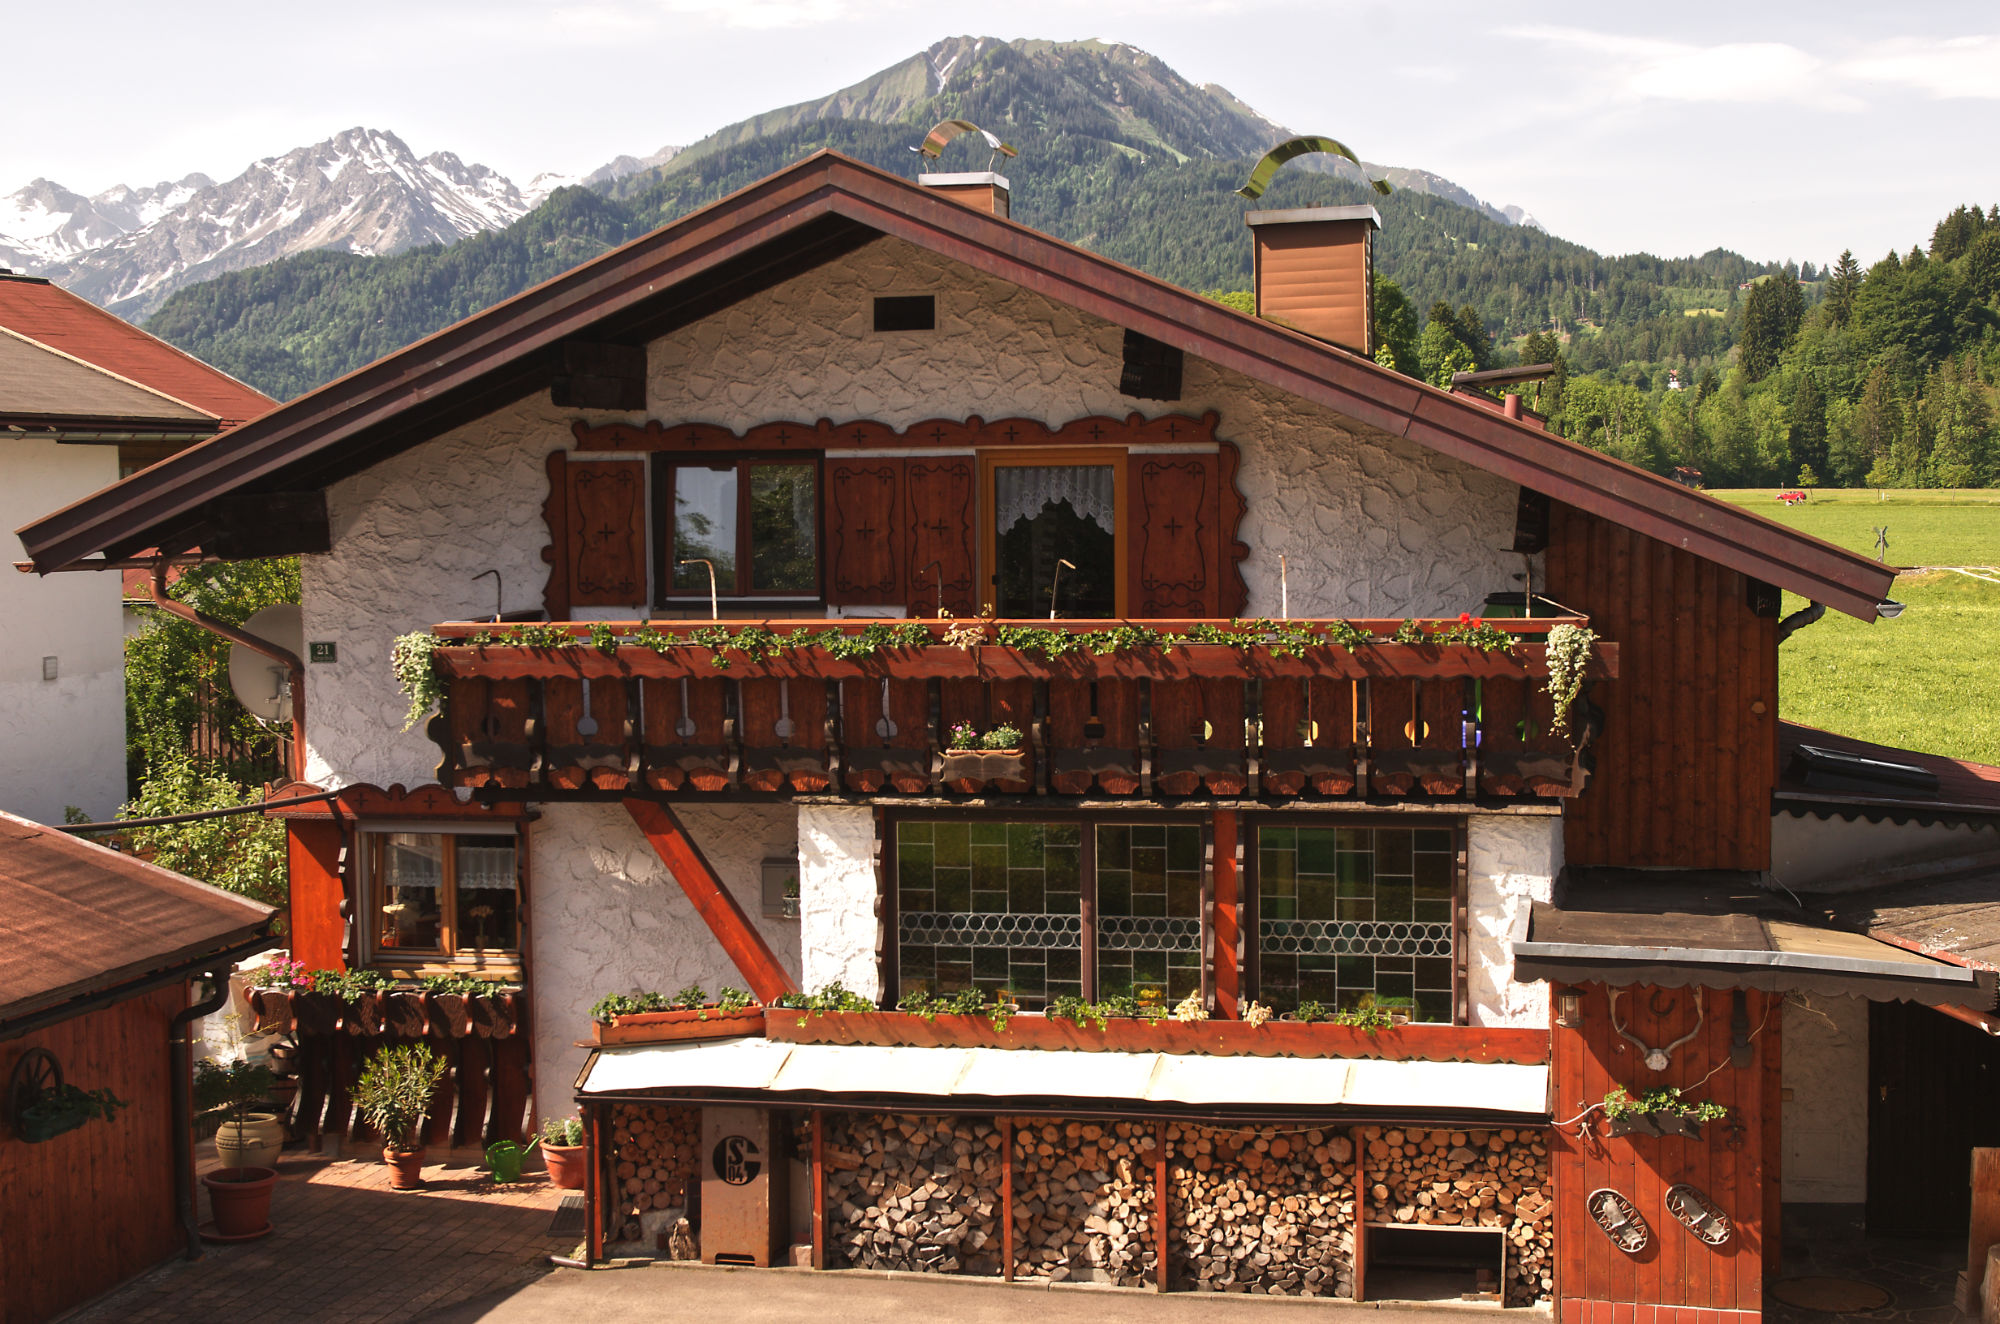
[1468,814,1563,1027]
[0,439,126,822]
[1781,993,1868,1203]
[528,801,800,1122]
[1773,813,2000,892]
[797,804,880,999]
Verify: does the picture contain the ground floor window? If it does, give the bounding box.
[363,827,522,969]
[1254,824,1457,1022]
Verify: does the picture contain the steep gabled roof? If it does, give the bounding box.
[0,273,272,428]
[14,152,1896,619]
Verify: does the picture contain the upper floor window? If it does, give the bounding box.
[655,457,819,604]
[985,455,1124,617]
[365,828,521,969]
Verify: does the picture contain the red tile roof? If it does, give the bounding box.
[0,275,271,426]
[1779,720,2000,817]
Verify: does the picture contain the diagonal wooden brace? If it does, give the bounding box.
[623,798,797,1005]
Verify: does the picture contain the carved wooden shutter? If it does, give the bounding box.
[543,452,646,613]
[826,459,903,605]
[1131,453,1219,618]
[902,458,977,618]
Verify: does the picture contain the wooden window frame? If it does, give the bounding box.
[880,807,1211,1008]
[978,448,1129,618]
[358,821,526,978]
[1238,812,1468,1027]
[652,452,826,608]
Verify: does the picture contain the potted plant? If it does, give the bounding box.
[539,1114,586,1189]
[17,1082,125,1144]
[351,1042,448,1190]
[1601,1085,1729,1139]
[941,722,1029,788]
[194,1057,282,1168]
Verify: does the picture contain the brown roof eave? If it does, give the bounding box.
[12,151,1898,619]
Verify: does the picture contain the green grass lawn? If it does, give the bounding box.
[1778,572,2000,766]
[1710,488,2000,568]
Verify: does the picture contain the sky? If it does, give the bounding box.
[9,0,2000,265]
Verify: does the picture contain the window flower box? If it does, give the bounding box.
[940,747,1030,790]
[591,1005,767,1046]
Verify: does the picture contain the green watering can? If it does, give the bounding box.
[486,1140,530,1183]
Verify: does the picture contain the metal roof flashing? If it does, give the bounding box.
[1244,205,1383,229]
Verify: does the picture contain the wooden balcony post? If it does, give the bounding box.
[622,799,796,1004]
[1213,810,1240,1019]
[811,1109,826,1270]
[1001,1116,1016,1281]
[1155,1119,1171,1292]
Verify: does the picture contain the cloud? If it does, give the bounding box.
[1504,26,1861,111]
[1839,35,2000,99]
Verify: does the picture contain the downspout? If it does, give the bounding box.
[1777,600,1825,645]
[147,563,307,781]
[171,968,234,1259]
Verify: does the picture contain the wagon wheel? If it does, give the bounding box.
[5,1048,62,1130]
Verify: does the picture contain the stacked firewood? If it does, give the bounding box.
[1357,1125,1552,1305]
[610,1103,700,1242]
[1164,1125,1357,1296]
[1012,1119,1157,1286]
[823,1113,1003,1275]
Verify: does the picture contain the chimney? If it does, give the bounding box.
[918,171,1010,219]
[1244,204,1381,355]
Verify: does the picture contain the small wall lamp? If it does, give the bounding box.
[1556,988,1585,1029]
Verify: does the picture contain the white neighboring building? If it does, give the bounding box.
[0,270,269,821]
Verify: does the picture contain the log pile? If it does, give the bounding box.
[1011,1119,1157,1286]
[1164,1125,1356,1296]
[1357,1125,1552,1305]
[610,1103,700,1243]
[823,1113,1002,1275]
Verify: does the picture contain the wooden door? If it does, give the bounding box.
[1867,1000,2000,1235]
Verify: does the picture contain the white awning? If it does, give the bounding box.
[576,1039,1548,1121]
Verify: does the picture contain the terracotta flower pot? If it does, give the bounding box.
[202,1165,277,1239]
[542,1142,586,1189]
[383,1145,428,1190]
[214,1112,285,1168]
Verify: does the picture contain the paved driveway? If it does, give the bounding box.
[423,1263,1522,1323]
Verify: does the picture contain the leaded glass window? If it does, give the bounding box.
[1095,823,1203,1001]
[1256,825,1455,1022]
[895,821,1083,1007]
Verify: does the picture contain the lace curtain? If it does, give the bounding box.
[994,464,1115,532]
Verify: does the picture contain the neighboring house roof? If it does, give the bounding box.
[0,272,271,430]
[0,810,274,1029]
[0,326,212,431]
[1777,721,2000,823]
[12,152,1896,619]
[1815,865,2000,976]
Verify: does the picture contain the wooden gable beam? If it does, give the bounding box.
[622,798,796,1004]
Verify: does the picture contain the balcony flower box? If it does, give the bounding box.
[941,747,1030,791]
[763,1009,1548,1065]
[591,1005,767,1047]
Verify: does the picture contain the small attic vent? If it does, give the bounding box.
[873,296,935,332]
[1120,330,1183,401]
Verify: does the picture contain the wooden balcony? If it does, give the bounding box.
[423,618,1617,802]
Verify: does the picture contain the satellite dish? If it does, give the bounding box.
[228,604,304,725]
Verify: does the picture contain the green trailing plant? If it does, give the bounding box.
[418,973,493,997]
[19,1084,127,1142]
[1544,623,1599,743]
[668,984,710,1011]
[981,724,1024,750]
[391,630,449,731]
[1331,1005,1395,1033]
[589,990,671,1023]
[587,621,621,655]
[193,1057,276,1130]
[773,982,876,1017]
[1046,989,1170,1030]
[1601,1085,1729,1123]
[313,968,393,1002]
[1290,1000,1331,1024]
[351,1043,448,1151]
[715,987,756,1012]
[539,1115,584,1148]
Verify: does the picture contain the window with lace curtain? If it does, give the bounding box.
[364,828,522,968]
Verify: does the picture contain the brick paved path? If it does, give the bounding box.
[64,1149,570,1324]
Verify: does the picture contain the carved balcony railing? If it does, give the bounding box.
[422,618,1617,802]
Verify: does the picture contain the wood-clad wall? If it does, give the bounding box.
[1550,983,1779,1320]
[1543,501,1779,872]
[287,820,347,970]
[0,986,184,1324]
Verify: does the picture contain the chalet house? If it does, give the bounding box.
[0,271,272,821]
[19,152,2000,1318]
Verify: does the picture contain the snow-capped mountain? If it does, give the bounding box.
[0,129,675,320]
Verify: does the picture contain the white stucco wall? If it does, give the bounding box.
[529,800,800,1122]
[1781,993,1868,1204]
[0,438,126,823]
[1773,812,2000,892]
[797,803,880,1000]
[1468,814,1563,1027]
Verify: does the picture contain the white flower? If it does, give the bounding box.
[1172,992,1208,1023]
[1243,1001,1273,1028]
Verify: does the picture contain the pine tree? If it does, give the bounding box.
[1789,372,1828,483]
[1455,304,1493,371]
[1738,276,1805,382]
[1826,250,1862,326]
[1371,276,1422,378]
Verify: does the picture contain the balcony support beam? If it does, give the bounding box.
[623,798,797,1004]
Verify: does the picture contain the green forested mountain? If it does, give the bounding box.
[147,37,1796,405]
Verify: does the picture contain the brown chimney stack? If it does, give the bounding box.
[918,171,1011,218]
[1245,204,1381,355]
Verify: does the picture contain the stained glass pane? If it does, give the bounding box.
[897,820,1081,1009]
[1097,823,1203,1003]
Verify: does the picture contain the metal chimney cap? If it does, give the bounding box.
[918,171,1012,190]
[1244,204,1382,229]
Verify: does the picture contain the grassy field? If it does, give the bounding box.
[1703,491,2000,764]
[1709,488,2000,568]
